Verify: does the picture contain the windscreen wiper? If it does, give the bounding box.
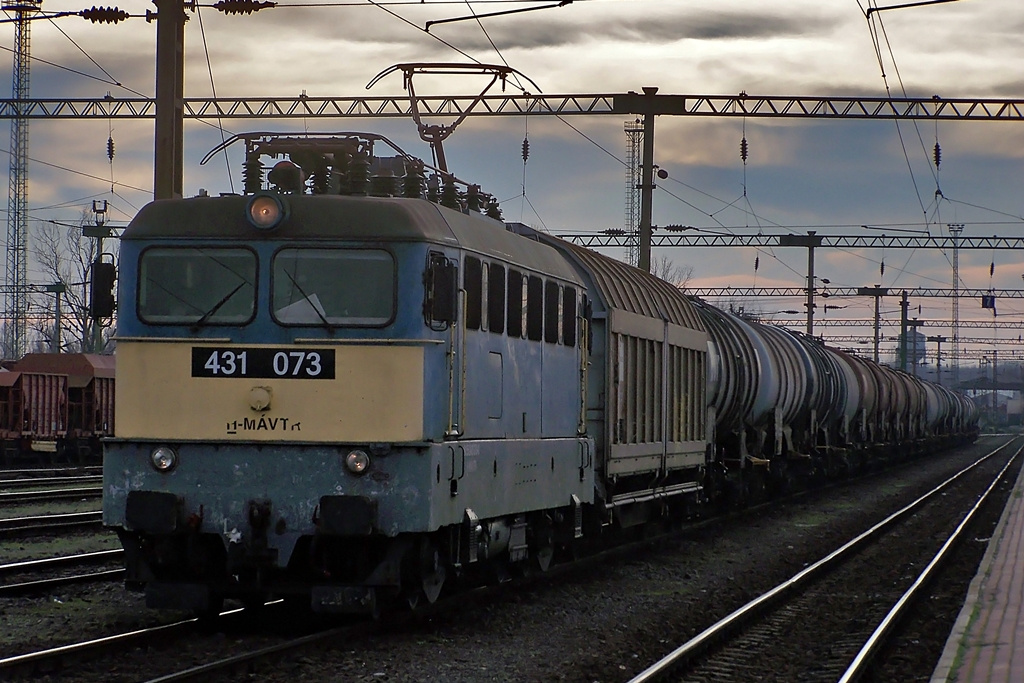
[191,280,248,330]
[282,269,334,332]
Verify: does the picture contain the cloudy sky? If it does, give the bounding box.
[4,0,1024,370]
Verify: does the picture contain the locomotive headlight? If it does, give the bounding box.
[344,449,370,475]
[150,446,178,472]
[246,193,287,230]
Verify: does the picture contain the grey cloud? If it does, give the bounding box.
[426,10,838,52]
[261,6,838,52]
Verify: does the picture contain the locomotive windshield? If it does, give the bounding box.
[138,247,257,325]
[272,248,394,326]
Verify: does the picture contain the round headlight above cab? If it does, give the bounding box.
[150,446,178,472]
[246,193,287,230]
[345,449,370,475]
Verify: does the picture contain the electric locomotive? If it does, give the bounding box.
[103,132,975,616]
[103,134,599,614]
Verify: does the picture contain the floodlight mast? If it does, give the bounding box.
[3,0,40,359]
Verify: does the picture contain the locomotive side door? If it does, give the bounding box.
[424,252,463,437]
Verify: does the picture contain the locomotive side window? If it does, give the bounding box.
[424,253,457,326]
[487,264,506,334]
[272,248,394,326]
[138,247,256,325]
[563,286,577,348]
[464,257,483,331]
[507,269,523,338]
[526,275,543,341]
[544,281,560,344]
[521,275,529,338]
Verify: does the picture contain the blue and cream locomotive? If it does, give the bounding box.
[103,132,975,615]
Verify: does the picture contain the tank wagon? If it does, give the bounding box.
[690,303,976,496]
[102,132,977,616]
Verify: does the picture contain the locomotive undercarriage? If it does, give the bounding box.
[104,436,596,615]
[711,423,979,508]
[116,501,586,616]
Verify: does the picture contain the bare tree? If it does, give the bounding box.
[652,255,694,289]
[29,213,116,353]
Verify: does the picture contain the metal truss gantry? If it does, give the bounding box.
[1,93,1023,122]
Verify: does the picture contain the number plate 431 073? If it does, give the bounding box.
[191,347,336,379]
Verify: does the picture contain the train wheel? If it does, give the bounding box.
[194,594,225,624]
[404,587,423,610]
[418,540,446,604]
[242,594,268,611]
[535,545,554,572]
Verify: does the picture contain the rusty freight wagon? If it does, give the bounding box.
[9,354,116,463]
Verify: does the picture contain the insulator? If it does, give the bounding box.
[880,260,885,278]
[754,255,759,272]
[933,142,941,169]
[348,154,370,196]
[521,137,530,163]
[440,177,460,210]
[402,161,425,199]
[467,185,482,212]
[81,6,130,24]
[242,155,263,194]
[991,262,995,278]
[486,198,503,220]
[740,137,748,162]
[213,0,276,15]
[106,137,114,161]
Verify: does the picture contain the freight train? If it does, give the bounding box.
[102,133,977,616]
[0,353,115,467]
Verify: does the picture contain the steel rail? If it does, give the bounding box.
[0,602,279,678]
[0,466,101,477]
[0,612,229,677]
[0,510,102,535]
[0,569,124,597]
[837,444,1022,682]
[0,486,102,503]
[0,474,102,490]
[0,549,123,577]
[625,436,1019,683]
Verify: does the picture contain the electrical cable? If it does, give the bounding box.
[196,6,237,194]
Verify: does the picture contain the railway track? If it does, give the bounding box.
[0,601,368,680]
[0,440,1003,681]
[0,510,103,537]
[0,466,102,478]
[0,474,102,490]
[625,436,1022,683]
[0,613,218,679]
[0,550,125,597]
[0,486,102,504]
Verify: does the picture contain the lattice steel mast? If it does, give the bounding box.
[3,0,40,359]
[949,223,963,387]
[624,119,642,267]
